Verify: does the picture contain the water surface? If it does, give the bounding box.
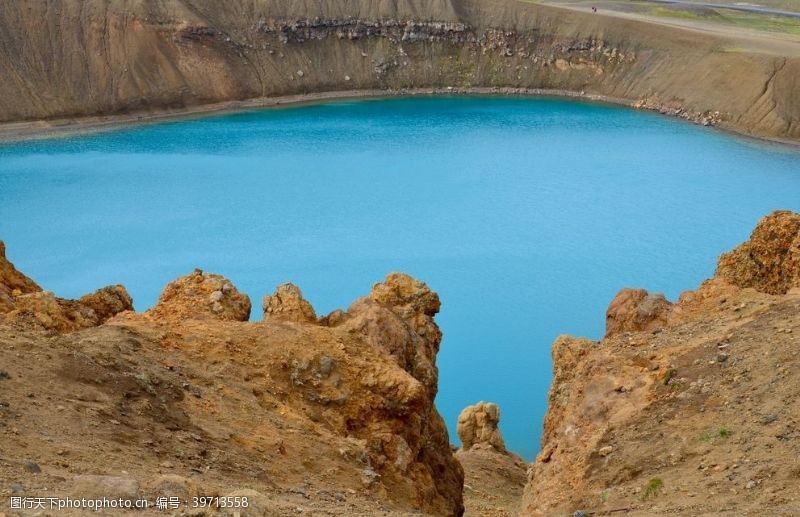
[1,96,798,459]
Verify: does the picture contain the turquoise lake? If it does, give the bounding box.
[1,96,799,459]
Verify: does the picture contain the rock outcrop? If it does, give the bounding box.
[716,210,800,295]
[0,241,40,311]
[0,241,133,331]
[146,269,251,322]
[457,401,506,452]
[605,287,673,337]
[0,254,463,515]
[523,210,800,515]
[324,272,463,514]
[262,282,317,323]
[456,402,526,515]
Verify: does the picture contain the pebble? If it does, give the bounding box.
[760,414,778,425]
[598,446,614,457]
[23,462,41,474]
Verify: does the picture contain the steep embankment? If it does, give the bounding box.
[523,211,800,516]
[0,244,464,515]
[0,0,797,142]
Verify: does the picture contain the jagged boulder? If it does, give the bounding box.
[326,272,464,515]
[716,210,800,294]
[333,273,442,393]
[262,283,317,323]
[79,285,134,321]
[146,269,251,322]
[457,402,506,452]
[605,288,673,337]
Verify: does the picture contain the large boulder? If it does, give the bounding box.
[457,401,506,452]
[605,288,673,337]
[146,269,251,322]
[262,282,317,323]
[327,272,464,516]
[334,273,443,393]
[716,210,800,294]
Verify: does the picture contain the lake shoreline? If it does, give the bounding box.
[1,87,798,149]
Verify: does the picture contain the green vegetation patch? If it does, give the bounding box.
[641,478,664,500]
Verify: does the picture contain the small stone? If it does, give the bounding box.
[209,291,224,303]
[24,462,41,474]
[296,70,304,77]
[745,480,756,489]
[0,370,10,380]
[760,414,778,425]
[598,446,614,457]
[289,485,309,498]
[319,356,335,377]
[361,467,380,486]
[344,75,351,81]
[717,353,729,363]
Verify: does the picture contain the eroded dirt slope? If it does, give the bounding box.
[0,0,797,142]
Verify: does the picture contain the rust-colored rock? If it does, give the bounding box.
[457,402,506,452]
[716,210,800,294]
[0,241,41,312]
[523,211,800,516]
[0,251,463,515]
[605,288,673,337]
[79,285,134,321]
[146,269,251,322]
[1,243,132,331]
[326,272,463,515]
[262,283,317,323]
[334,273,443,394]
[5,286,133,332]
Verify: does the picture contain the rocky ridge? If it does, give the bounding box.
[3,210,800,515]
[0,243,463,515]
[523,210,800,515]
[0,0,797,143]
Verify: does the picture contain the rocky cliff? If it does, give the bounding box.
[0,243,464,515]
[523,211,800,515]
[0,0,798,142]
